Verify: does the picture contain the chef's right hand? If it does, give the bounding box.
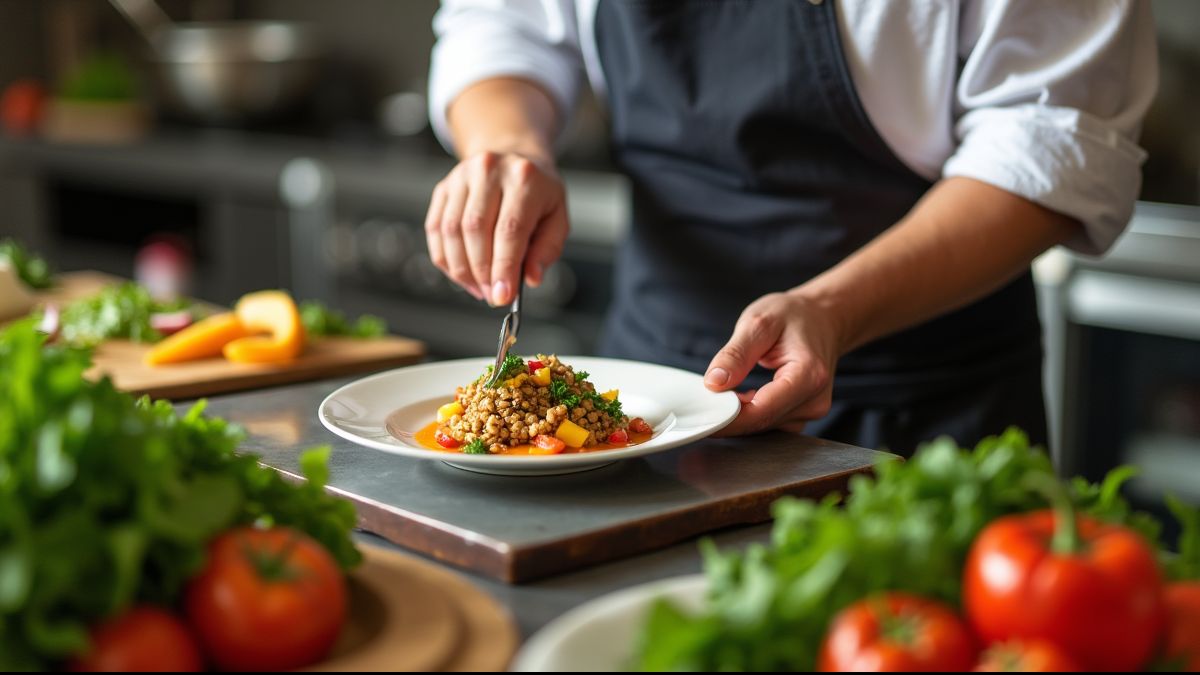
[425,150,569,306]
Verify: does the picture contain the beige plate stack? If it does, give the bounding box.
[308,544,519,672]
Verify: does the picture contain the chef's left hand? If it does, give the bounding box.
[704,291,842,436]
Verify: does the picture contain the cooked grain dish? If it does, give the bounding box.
[433,354,648,455]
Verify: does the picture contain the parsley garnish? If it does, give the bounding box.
[589,391,624,419]
[480,354,527,386]
[550,378,580,409]
[463,439,489,454]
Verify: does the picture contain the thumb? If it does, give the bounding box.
[704,313,782,391]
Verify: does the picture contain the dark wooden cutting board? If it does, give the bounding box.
[193,376,894,583]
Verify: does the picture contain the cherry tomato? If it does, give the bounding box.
[607,429,629,444]
[435,429,461,448]
[1164,582,1200,671]
[628,417,652,434]
[527,359,544,374]
[818,592,977,672]
[70,606,202,672]
[973,640,1081,672]
[530,434,566,455]
[185,526,347,671]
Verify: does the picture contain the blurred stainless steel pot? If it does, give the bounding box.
[147,21,324,124]
[107,1,324,124]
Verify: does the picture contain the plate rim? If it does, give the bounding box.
[317,355,741,468]
[510,572,709,672]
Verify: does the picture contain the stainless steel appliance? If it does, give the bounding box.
[108,0,325,124]
[1039,201,1200,540]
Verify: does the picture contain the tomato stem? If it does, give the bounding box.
[876,600,919,646]
[1026,473,1081,554]
[242,531,300,583]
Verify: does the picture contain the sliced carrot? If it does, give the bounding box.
[222,290,306,364]
[143,312,248,366]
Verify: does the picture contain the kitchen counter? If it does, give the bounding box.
[175,370,875,654]
[354,521,771,644]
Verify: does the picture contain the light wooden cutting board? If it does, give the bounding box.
[27,271,427,401]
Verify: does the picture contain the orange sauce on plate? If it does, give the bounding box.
[414,421,652,455]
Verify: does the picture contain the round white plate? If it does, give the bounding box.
[318,356,740,476]
[511,574,709,672]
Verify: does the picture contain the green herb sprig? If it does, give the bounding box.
[0,238,53,289]
[299,301,386,339]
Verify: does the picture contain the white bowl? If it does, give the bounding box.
[512,574,709,671]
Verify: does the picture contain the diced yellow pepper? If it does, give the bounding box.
[532,366,552,386]
[555,419,590,448]
[437,401,464,423]
[601,389,618,402]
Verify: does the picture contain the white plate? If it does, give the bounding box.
[511,574,709,672]
[318,356,740,476]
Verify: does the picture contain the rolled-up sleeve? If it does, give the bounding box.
[428,0,586,155]
[943,0,1158,255]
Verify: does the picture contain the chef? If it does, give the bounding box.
[422,0,1157,454]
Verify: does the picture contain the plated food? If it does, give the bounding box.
[421,354,654,456]
[320,356,740,476]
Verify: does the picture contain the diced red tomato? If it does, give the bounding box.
[607,429,629,444]
[434,430,461,449]
[530,434,566,455]
[527,359,544,374]
[628,418,652,434]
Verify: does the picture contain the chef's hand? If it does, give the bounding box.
[424,150,569,306]
[704,291,842,436]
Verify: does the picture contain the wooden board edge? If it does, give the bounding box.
[503,464,875,583]
[121,353,426,401]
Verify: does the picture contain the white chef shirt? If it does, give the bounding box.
[428,0,1158,255]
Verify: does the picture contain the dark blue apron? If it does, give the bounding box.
[593,0,1048,455]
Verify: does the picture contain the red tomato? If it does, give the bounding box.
[435,429,461,448]
[628,417,652,434]
[973,640,1081,672]
[527,359,544,374]
[818,592,977,672]
[1164,582,1200,671]
[70,606,202,672]
[608,429,629,444]
[963,509,1164,672]
[530,434,566,455]
[0,79,47,136]
[185,526,347,671]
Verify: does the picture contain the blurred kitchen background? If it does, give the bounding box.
[0,0,1198,530]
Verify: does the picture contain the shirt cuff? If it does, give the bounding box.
[428,25,583,156]
[942,105,1148,256]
